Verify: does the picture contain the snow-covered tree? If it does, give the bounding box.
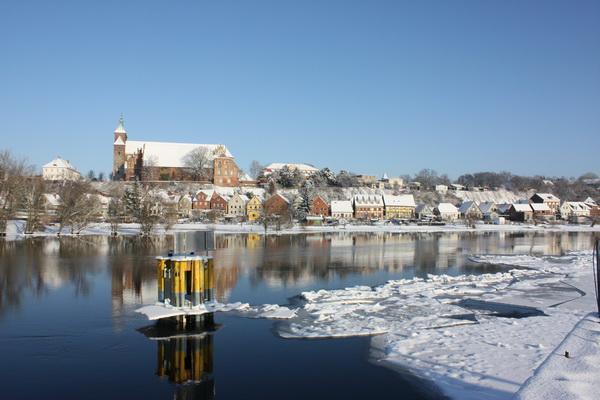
[183,147,211,181]
[123,182,142,221]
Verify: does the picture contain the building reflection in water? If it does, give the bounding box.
[1,232,599,318]
[139,319,216,400]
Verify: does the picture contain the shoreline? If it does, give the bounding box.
[3,220,600,241]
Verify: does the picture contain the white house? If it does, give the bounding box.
[560,202,590,219]
[330,200,353,220]
[227,193,249,217]
[435,203,460,221]
[42,157,81,181]
[435,185,448,194]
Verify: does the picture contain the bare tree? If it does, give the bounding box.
[107,197,124,236]
[0,150,30,235]
[161,202,178,232]
[183,147,211,181]
[249,160,264,179]
[22,177,47,234]
[56,181,101,234]
[138,190,160,236]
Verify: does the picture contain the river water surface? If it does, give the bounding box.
[0,231,595,399]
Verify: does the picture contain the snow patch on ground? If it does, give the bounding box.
[516,312,600,400]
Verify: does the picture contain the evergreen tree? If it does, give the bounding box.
[123,182,142,220]
[295,180,313,220]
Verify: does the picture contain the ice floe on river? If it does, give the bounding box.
[275,251,596,399]
[136,301,297,320]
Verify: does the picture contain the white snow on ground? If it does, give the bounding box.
[136,301,297,321]
[274,251,598,399]
[515,312,600,400]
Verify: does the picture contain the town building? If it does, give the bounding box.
[356,175,377,186]
[209,192,229,213]
[530,203,553,219]
[330,200,353,220]
[227,193,249,217]
[310,196,330,217]
[177,194,193,218]
[435,185,448,194]
[560,202,591,220]
[112,116,239,185]
[383,194,416,219]
[415,204,435,220]
[458,201,483,219]
[508,203,533,222]
[262,163,319,177]
[264,193,290,217]
[530,193,560,214]
[42,157,81,181]
[353,195,384,220]
[192,190,213,211]
[434,203,460,221]
[246,196,263,221]
[478,202,497,221]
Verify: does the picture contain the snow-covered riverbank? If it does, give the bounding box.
[3,219,600,240]
[274,251,598,399]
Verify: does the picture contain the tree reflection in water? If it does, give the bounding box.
[0,232,596,318]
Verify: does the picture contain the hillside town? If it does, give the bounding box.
[0,117,598,236]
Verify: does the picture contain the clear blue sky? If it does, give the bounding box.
[1,0,598,179]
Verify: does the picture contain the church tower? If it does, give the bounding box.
[112,114,128,180]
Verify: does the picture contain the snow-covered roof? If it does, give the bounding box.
[533,193,560,202]
[331,200,353,213]
[125,141,232,168]
[353,194,383,206]
[42,157,77,170]
[263,163,318,175]
[562,202,590,211]
[512,203,532,212]
[268,193,290,204]
[583,197,597,206]
[381,172,389,180]
[383,194,415,208]
[195,189,215,199]
[458,201,477,213]
[230,193,249,203]
[478,202,496,214]
[530,203,551,212]
[436,203,459,213]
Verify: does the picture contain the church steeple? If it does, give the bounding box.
[113,114,127,143]
[113,114,128,181]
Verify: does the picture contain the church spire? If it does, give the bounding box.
[114,113,127,134]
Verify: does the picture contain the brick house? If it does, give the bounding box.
[210,192,229,213]
[264,193,290,217]
[192,190,212,210]
[310,195,329,217]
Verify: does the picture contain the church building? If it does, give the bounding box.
[112,116,239,186]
